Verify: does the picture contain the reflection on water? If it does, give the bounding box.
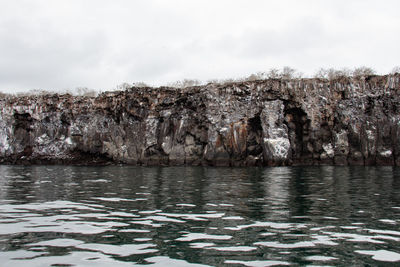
[0,165,399,266]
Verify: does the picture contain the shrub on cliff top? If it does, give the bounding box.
[75,87,98,97]
[314,67,376,80]
[168,79,202,88]
[352,67,376,78]
[244,67,303,82]
[391,66,400,74]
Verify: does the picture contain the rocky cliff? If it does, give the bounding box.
[1,75,400,166]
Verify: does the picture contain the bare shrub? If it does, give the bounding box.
[246,72,267,81]
[314,68,352,80]
[168,79,201,88]
[391,66,400,74]
[206,79,220,84]
[280,66,296,79]
[116,83,132,91]
[266,68,280,79]
[132,82,149,88]
[314,68,329,79]
[245,67,302,82]
[75,87,98,97]
[352,66,375,78]
[246,73,260,81]
[15,89,53,97]
[331,68,350,79]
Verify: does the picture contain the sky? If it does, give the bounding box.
[0,0,399,93]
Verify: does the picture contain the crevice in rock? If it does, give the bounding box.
[247,113,263,157]
[284,105,309,162]
[13,112,33,132]
[13,112,34,158]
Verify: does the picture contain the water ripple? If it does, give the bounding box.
[0,165,399,265]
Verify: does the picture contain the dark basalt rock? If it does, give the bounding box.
[0,75,399,166]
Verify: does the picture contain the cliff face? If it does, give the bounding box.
[1,75,400,166]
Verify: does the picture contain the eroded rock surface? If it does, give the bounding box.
[1,75,399,166]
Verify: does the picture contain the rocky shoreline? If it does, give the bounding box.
[1,74,400,166]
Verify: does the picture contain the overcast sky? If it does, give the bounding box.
[0,0,399,93]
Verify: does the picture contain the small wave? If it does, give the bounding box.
[176,233,232,241]
[355,249,400,262]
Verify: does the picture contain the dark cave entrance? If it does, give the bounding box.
[13,112,34,157]
[284,107,309,161]
[247,114,263,158]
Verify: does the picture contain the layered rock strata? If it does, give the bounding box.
[1,75,399,166]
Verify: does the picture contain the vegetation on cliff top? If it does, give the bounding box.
[1,66,399,98]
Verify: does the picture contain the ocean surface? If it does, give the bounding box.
[0,165,399,266]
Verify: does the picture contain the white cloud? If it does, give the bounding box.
[0,0,399,92]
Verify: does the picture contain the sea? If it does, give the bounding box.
[0,165,399,266]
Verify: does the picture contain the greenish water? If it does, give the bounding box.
[0,166,399,266]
